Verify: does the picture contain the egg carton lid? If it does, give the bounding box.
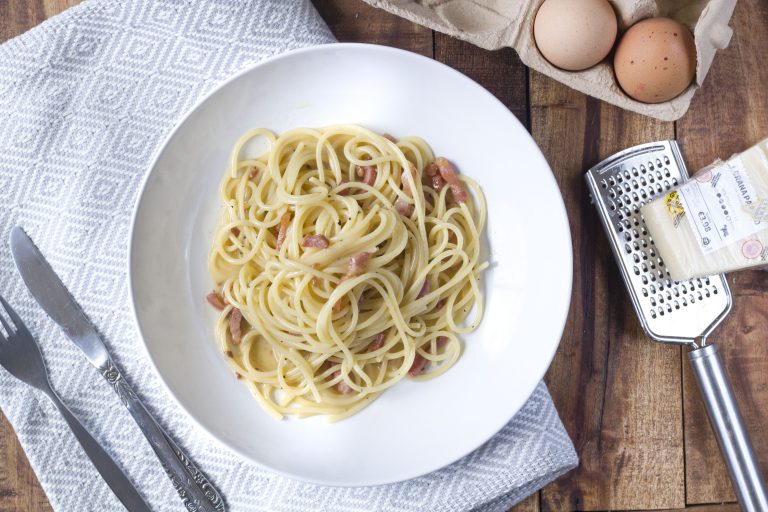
[361,0,736,121]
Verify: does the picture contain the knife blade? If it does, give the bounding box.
[10,226,226,512]
[9,227,109,368]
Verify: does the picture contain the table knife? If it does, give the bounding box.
[10,226,226,512]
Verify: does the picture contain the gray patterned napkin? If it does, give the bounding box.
[0,0,577,510]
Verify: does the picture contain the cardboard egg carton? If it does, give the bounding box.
[361,0,736,121]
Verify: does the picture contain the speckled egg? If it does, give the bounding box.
[533,0,618,71]
[614,17,697,103]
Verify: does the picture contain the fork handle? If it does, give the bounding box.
[44,390,152,512]
[100,359,225,512]
[689,344,768,512]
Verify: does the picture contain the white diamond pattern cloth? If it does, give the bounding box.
[0,0,577,510]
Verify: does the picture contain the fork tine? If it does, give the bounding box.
[0,295,18,335]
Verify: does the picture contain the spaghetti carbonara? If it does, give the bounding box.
[207,125,487,421]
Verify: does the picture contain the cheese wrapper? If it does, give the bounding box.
[641,138,768,281]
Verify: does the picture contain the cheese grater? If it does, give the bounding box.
[585,141,768,512]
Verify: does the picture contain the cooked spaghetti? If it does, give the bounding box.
[207,125,487,421]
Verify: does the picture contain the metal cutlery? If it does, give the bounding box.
[9,226,226,512]
[0,294,152,511]
[585,141,768,512]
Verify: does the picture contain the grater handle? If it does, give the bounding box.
[689,344,768,512]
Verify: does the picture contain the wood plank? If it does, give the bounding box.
[313,0,432,53]
[531,73,684,510]
[0,0,47,41]
[675,0,768,504]
[658,505,740,512]
[434,33,528,128]
[0,409,52,512]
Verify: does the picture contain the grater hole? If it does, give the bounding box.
[666,304,672,313]
[666,291,672,300]
[674,300,680,309]
[648,161,655,170]
[672,177,679,186]
[705,277,710,285]
[650,284,657,294]
[625,243,632,253]
[650,297,657,306]
[633,241,640,251]
[632,179,639,189]
[641,239,648,248]
[658,294,664,304]
[640,177,647,186]
[697,292,703,300]
[657,270,664,279]
[713,287,718,294]
[633,205,640,213]
[705,289,711,298]
[663,180,672,189]
[689,294,696,304]
[655,183,663,194]
[648,174,655,184]
[633,254,640,263]
[633,266,640,276]
[664,155,670,165]
[624,232,631,241]
[632,192,640,202]
[664,167,671,177]
[641,251,648,260]
[618,211,624,220]
[624,170,631,181]
[632,167,639,177]
[651,309,657,319]
[641,226,647,235]
[609,189,617,199]
[650,261,656,269]
[642,287,648,297]
[641,275,648,285]
[682,297,688,306]
[641,263,648,273]
[658,307,665,316]
[658,282,664,291]
[609,203,616,211]
[650,248,656,257]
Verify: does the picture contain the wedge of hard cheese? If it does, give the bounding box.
[642,138,768,281]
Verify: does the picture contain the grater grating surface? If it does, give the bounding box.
[585,140,732,345]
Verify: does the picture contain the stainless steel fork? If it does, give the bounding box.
[0,294,152,512]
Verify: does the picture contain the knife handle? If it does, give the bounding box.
[101,358,226,512]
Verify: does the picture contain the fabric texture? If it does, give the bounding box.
[0,0,578,510]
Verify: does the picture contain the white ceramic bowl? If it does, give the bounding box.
[129,43,572,487]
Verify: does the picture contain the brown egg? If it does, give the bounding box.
[614,17,697,103]
[533,0,618,71]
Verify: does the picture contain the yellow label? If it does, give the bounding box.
[664,190,685,227]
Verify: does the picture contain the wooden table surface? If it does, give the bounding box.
[1,0,767,511]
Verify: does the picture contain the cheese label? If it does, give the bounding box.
[675,157,765,253]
